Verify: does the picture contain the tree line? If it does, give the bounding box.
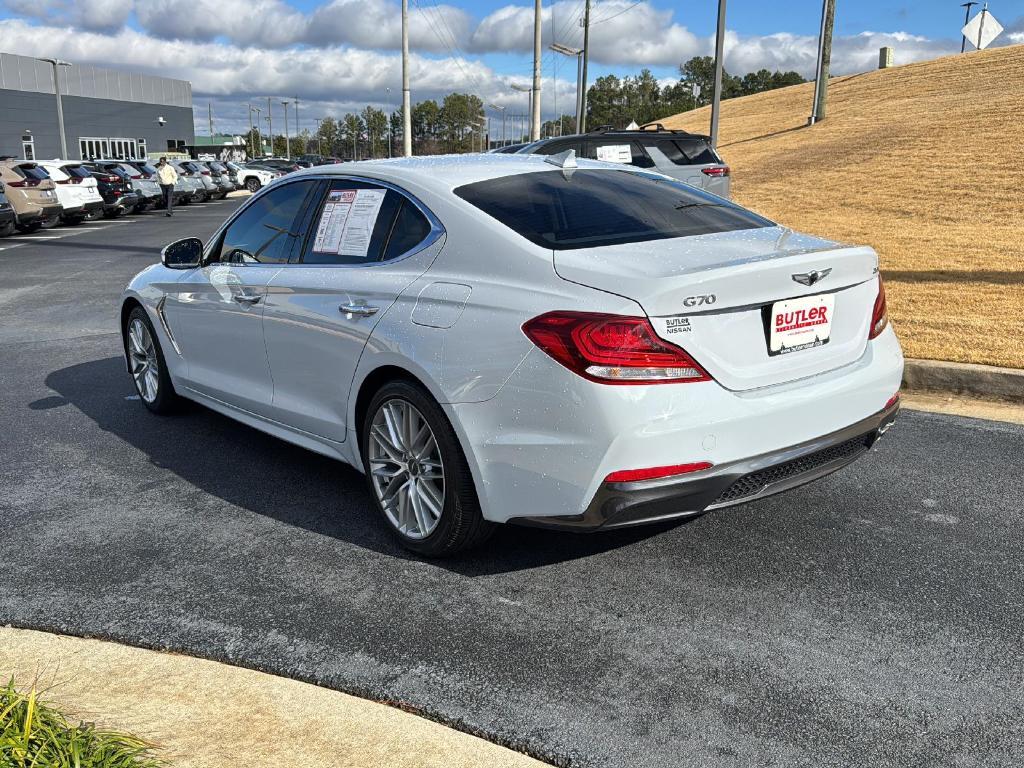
[248,57,805,158]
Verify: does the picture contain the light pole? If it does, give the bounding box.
[961,2,979,52]
[488,104,507,147]
[39,58,71,159]
[266,97,273,155]
[249,105,262,157]
[314,117,324,155]
[530,0,542,140]
[511,84,532,142]
[709,0,726,147]
[293,96,300,151]
[549,43,582,133]
[281,100,291,159]
[580,0,591,133]
[386,86,393,158]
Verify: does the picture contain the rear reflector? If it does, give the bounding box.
[522,311,711,385]
[701,166,729,177]
[605,462,713,483]
[868,277,889,339]
[885,392,900,410]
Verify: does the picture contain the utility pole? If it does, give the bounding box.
[530,0,542,140]
[579,0,591,133]
[250,105,262,158]
[550,43,582,134]
[402,0,412,156]
[40,58,70,159]
[293,96,300,152]
[314,117,324,155]
[485,103,505,147]
[709,0,726,148]
[208,102,214,138]
[247,103,253,154]
[281,100,291,159]
[267,97,273,155]
[961,2,979,52]
[810,0,836,124]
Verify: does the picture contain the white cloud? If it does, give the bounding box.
[306,0,473,53]
[135,0,307,47]
[1,0,133,31]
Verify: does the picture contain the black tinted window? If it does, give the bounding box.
[62,165,92,179]
[383,201,433,260]
[533,139,581,156]
[455,169,770,250]
[16,165,49,180]
[301,181,412,265]
[216,181,314,264]
[654,138,720,165]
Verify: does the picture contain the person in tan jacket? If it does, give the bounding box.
[155,157,178,217]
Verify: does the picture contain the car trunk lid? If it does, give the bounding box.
[553,226,880,391]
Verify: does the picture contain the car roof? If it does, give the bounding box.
[287,153,635,195]
[528,126,711,143]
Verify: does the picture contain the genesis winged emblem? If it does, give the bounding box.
[792,268,833,287]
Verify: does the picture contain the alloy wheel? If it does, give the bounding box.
[127,318,159,403]
[368,398,445,540]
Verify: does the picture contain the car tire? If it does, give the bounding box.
[132,204,147,215]
[15,221,41,233]
[103,208,122,219]
[0,221,14,237]
[125,306,180,415]
[245,178,261,193]
[83,209,102,221]
[361,380,494,557]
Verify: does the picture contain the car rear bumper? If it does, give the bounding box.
[16,205,62,222]
[510,401,899,530]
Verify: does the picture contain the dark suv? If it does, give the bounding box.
[517,125,730,198]
[83,162,141,218]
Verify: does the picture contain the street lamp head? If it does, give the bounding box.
[549,43,582,56]
[488,103,506,112]
[510,84,530,93]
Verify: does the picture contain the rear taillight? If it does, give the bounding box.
[868,277,889,339]
[104,175,119,183]
[201,170,211,175]
[605,462,713,483]
[884,392,900,410]
[131,174,142,179]
[55,178,70,184]
[522,311,711,385]
[701,166,729,177]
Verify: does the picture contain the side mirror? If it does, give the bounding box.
[161,237,203,269]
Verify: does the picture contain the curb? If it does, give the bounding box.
[902,358,1024,403]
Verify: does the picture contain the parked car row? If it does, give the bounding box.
[0,158,252,237]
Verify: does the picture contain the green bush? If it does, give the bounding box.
[0,679,162,767]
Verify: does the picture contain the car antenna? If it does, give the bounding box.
[544,148,577,179]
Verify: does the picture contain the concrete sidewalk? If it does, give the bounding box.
[0,628,549,768]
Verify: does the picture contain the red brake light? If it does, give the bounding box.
[701,166,729,177]
[522,311,711,384]
[201,170,211,175]
[104,175,120,183]
[868,277,889,339]
[605,462,713,483]
[884,392,900,410]
[6,179,27,187]
[55,178,70,184]
[131,174,142,179]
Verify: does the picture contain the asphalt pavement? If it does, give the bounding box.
[1,201,1022,767]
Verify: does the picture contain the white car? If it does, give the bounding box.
[120,154,903,556]
[34,160,104,223]
[235,164,283,193]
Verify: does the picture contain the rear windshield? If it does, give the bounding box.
[208,162,226,171]
[62,164,92,179]
[454,169,770,250]
[15,165,50,180]
[652,138,721,166]
[136,163,158,175]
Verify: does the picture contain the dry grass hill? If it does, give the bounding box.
[659,44,1024,369]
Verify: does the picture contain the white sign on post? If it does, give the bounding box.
[962,8,1003,50]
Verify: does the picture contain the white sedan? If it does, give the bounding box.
[120,154,903,556]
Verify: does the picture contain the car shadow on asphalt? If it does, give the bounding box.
[45,356,679,576]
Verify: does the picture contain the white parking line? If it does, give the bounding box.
[9,235,65,240]
[0,243,27,252]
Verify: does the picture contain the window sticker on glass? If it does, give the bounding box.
[595,144,632,164]
[312,189,387,258]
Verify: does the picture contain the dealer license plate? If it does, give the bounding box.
[768,294,834,356]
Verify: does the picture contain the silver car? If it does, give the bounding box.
[517,125,730,198]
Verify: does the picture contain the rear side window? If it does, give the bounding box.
[300,180,434,265]
[654,138,721,166]
[532,139,582,156]
[583,140,655,169]
[455,169,770,251]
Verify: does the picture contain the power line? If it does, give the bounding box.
[590,0,642,26]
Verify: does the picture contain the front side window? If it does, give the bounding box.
[455,169,771,251]
[214,181,316,265]
[300,180,434,265]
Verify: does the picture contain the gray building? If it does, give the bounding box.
[0,52,194,161]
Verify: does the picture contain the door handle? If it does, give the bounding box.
[233,294,262,305]
[339,303,379,317]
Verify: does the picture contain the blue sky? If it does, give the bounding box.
[0,0,1021,132]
